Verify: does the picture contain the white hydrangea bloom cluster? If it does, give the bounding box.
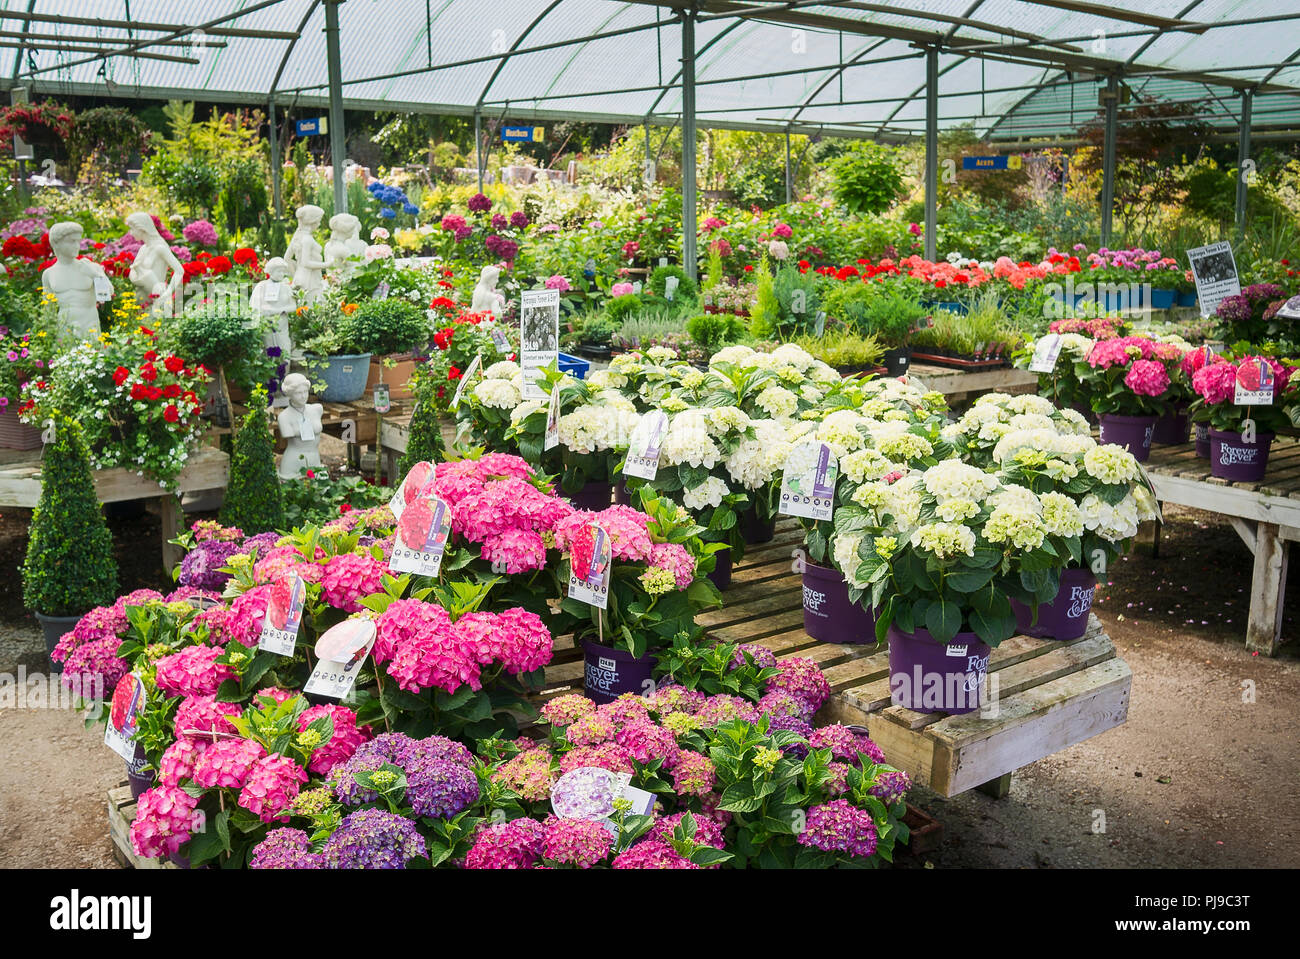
[660,413,721,469]
[724,418,791,490]
[1079,492,1141,541]
[832,531,872,589]
[473,377,521,410]
[484,360,520,380]
[1083,445,1142,485]
[756,384,799,418]
[683,476,730,510]
[706,405,751,437]
[770,343,816,371]
[909,522,977,559]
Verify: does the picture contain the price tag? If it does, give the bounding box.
[93,274,114,302]
[373,383,391,414]
[489,325,510,353]
[543,387,562,452]
[632,281,642,295]
[658,257,668,267]
[258,574,307,656]
[104,673,147,762]
[778,441,838,522]
[372,282,390,301]
[623,410,668,480]
[450,354,481,411]
[567,523,612,609]
[1234,356,1275,406]
[1029,333,1063,373]
[389,491,453,577]
[520,288,560,401]
[304,619,377,701]
[298,411,315,443]
[663,275,679,302]
[388,460,435,521]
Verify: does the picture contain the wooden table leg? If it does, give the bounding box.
[975,772,1013,799]
[1246,522,1288,656]
[159,494,183,574]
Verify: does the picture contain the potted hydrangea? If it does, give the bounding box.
[1079,335,1187,461]
[1190,353,1295,481]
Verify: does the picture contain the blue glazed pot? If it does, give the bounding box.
[308,353,373,403]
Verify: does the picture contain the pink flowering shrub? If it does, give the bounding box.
[130,785,199,860]
[1081,335,1185,416]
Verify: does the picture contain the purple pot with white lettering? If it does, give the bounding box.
[802,560,876,644]
[887,625,991,715]
[569,480,613,510]
[739,504,776,545]
[1209,429,1274,482]
[582,639,656,705]
[1151,405,1190,445]
[707,548,733,591]
[1011,567,1097,640]
[1098,413,1156,461]
[1195,423,1211,458]
[126,743,154,801]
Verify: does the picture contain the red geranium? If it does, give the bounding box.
[139,364,158,382]
[164,355,185,373]
[163,384,182,399]
[447,365,462,381]
[113,366,130,386]
[207,256,232,275]
[130,383,148,400]
[163,405,180,423]
[232,248,257,265]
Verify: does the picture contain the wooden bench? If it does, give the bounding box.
[1143,436,1300,656]
[0,445,230,571]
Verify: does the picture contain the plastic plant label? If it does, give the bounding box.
[814,311,827,336]
[1186,242,1240,317]
[544,386,562,452]
[389,491,452,577]
[520,288,560,400]
[567,522,612,609]
[93,274,114,302]
[658,257,668,267]
[298,413,315,442]
[373,383,391,414]
[304,619,377,700]
[663,275,679,301]
[104,673,147,762]
[779,441,838,522]
[1029,333,1063,373]
[258,573,307,656]
[489,325,510,352]
[450,354,482,412]
[632,281,643,294]
[372,282,390,301]
[623,410,668,480]
[1234,357,1275,406]
[549,767,656,837]
[387,460,434,521]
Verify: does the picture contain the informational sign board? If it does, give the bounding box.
[501,125,545,143]
[520,288,560,400]
[1186,242,1241,318]
[295,117,329,137]
[962,155,1022,171]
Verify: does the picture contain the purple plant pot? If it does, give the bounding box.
[707,548,733,591]
[1195,423,1210,458]
[887,625,991,715]
[612,480,635,506]
[126,744,154,801]
[1011,567,1097,640]
[1098,413,1156,462]
[1151,406,1189,445]
[1209,429,1274,482]
[739,505,776,545]
[582,639,656,705]
[802,561,877,644]
[569,480,614,511]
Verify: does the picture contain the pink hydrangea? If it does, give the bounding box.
[1192,361,1240,405]
[130,785,199,859]
[1123,359,1170,397]
[493,607,554,675]
[772,221,793,239]
[616,720,681,768]
[299,703,371,775]
[239,754,309,823]
[192,738,266,789]
[182,219,218,246]
[695,694,761,727]
[671,751,717,797]
[159,737,208,787]
[155,645,233,698]
[481,528,548,573]
[70,605,128,644]
[566,710,616,746]
[647,685,707,715]
[493,747,556,802]
[544,274,572,292]
[559,743,634,774]
[374,598,452,666]
[173,695,242,737]
[440,213,467,232]
[59,638,127,699]
[225,584,272,647]
[648,541,696,590]
[320,553,387,612]
[252,546,310,584]
[386,613,481,694]
[758,688,813,721]
[600,694,651,730]
[463,818,545,869]
[540,694,595,726]
[766,658,831,715]
[808,724,886,766]
[611,839,698,869]
[611,282,634,296]
[592,505,654,562]
[540,816,612,868]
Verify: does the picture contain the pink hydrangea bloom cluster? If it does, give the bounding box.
[538,816,612,867]
[560,742,635,773]
[1123,358,1171,397]
[253,546,320,585]
[298,703,372,775]
[616,720,681,768]
[319,553,388,612]
[493,747,556,801]
[1087,335,1155,370]
[649,811,726,848]
[158,737,208,787]
[671,751,717,797]
[192,738,266,789]
[222,584,272,647]
[808,724,886,766]
[1191,359,1238,405]
[174,695,242,737]
[539,694,595,726]
[764,657,832,718]
[463,817,546,869]
[238,753,309,823]
[554,504,653,562]
[154,645,233,698]
[647,541,696,590]
[797,799,878,858]
[130,785,199,859]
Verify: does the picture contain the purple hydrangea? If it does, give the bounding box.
[178,538,245,590]
[250,828,322,869]
[808,724,886,767]
[730,643,777,670]
[467,192,492,214]
[767,714,813,757]
[405,756,479,819]
[182,219,218,247]
[869,769,912,806]
[509,211,530,229]
[321,808,426,869]
[797,799,878,858]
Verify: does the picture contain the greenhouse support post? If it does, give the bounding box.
[924,45,937,262]
[325,0,347,215]
[1236,89,1253,237]
[785,130,792,205]
[1100,74,1119,247]
[475,109,483,193]
[681,6,698,280]
[268,98,282,217]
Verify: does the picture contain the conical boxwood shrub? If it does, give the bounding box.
[220,388,286,533]
[22,415,117,616]
[398,368,447,479]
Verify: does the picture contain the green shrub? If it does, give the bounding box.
[605,293,645,326]
[686,312,746,355]
[823,283,926,348]
[829,142,904,216]
[577,314,620,348]
[348,299,429,356]
[220,389,286,533]
[22,416,117,616]
[772,264,822,336]
[398,370,447,478]
[792,329,882,368]
[172,297,271,391]
[748,259,780,338]
[281,471,391,528]
[649,264,698,305]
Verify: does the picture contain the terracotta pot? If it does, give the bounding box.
[366,353,418,401]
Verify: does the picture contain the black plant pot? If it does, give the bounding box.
[34,611,82,671]
[881,347,913,377]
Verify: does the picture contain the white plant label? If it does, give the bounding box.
[304,619,377,700]
[567,523,612,609]
[372,282,390,301]
[623,410,668,480]
[104,673,147,762]
[1029,333,1063,373]
[1233,356,1275,406]
[544,386,562,452]
[520,288,560,400]
[663,275,679,301]
[258,573,307,656]
[389,491,452,577]
[387,460,435,521]
[779,441,838,522]
[450,354,482,411]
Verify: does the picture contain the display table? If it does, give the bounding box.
[906,362,1038,405]
[1142,436,1300,656]
[0,446,229,571]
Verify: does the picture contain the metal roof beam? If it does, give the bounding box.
[0,8,298,39]
[0,29,227,49]
[1019,0,1207,32]
[0,39,199,64]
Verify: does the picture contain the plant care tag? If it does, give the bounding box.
[450,354,481,411]
[520,288,560,400]
[93,274,114,302]
[1029,333,1063,372]
[258,573,307,656]
[489,326,510,353]
[372,282,390,301]
[632,281,642,294]
[543,386,562,451]
[390,490,452,577]
[567,522,612,609]
[663,275,679,301]
[373,383,391,414]
[623,410,668,480]
[779,441,838,522]
[1234,356,1275,405]
[304,618,377,701]
[387,460,434,521]
[104,673,147,762]
[550,767,656,837]
[814,310,827,336]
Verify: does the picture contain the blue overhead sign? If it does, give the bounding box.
[296,117,329,136]
[962,155,1022,171]
[501,125,544,143]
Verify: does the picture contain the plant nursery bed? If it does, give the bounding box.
[910,352,1010,371]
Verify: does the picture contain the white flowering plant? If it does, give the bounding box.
[940,392,1092,469]
[454,358,524,451]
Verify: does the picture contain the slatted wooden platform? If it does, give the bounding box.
[1143,436,1300,655]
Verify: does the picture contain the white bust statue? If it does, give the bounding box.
[277,372,325,479]
[41,221,107,341]
[284,204,326,306]
[324,213,367,269]
[471,265,506,314]
[250,256,294,356]
[125,211,182,316]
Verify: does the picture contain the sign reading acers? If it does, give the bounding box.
[962,155,1022,171]
[502,125,545,143]
[295,117,329,137]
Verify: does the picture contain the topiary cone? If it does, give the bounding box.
[398,369,447,479]
[22,414,117,616]
[220,387,286,534]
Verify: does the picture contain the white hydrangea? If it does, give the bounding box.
[679,368,707,390]
[770,343,815,371]
[881,474,925,533]
[832,531,871,589]
[484,360,520,380]
[756,385,798,419]
[1054,407,1092,435]
[922,460,1000,502]
[587,369,627,390]
[1079,492,1140,542]
[724,419,790,489]
[993,428,1062,464]
[706,405,751,436]
[1039,492,1085,537]
[910,522,977,560]
[473,378,521,410]
[683,476,730,510]
[509,399,545,425]
[841,448,896,484]
[877,432,934,462]
[817,410,868,452]
[661,422,720,469]
[646,346,676,363]
[1008,413,1056,432]
[1083,445,1141,485]
[1004,394,1057,417]
[710,345,756,367]
[1058,333,1093,359]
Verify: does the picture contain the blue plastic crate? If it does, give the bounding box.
[558,352,590,380]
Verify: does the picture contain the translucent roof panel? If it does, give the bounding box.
[2,0,1299,139]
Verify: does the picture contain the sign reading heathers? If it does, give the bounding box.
[501,125,544,143]
[779,441,838,522]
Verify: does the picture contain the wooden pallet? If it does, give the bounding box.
[108,783,177,870]
[1142,436,1300,655]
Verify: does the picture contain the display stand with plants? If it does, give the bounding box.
[290,301,373,403]
[351,298,429,401]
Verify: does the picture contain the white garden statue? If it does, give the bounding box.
[277,372,325,479]
[324,213,367,269]
[41,221,108,341]
[124,211,182,316]
[249,256,295,356]
[284,204,326,306]
[471,264,506,315]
